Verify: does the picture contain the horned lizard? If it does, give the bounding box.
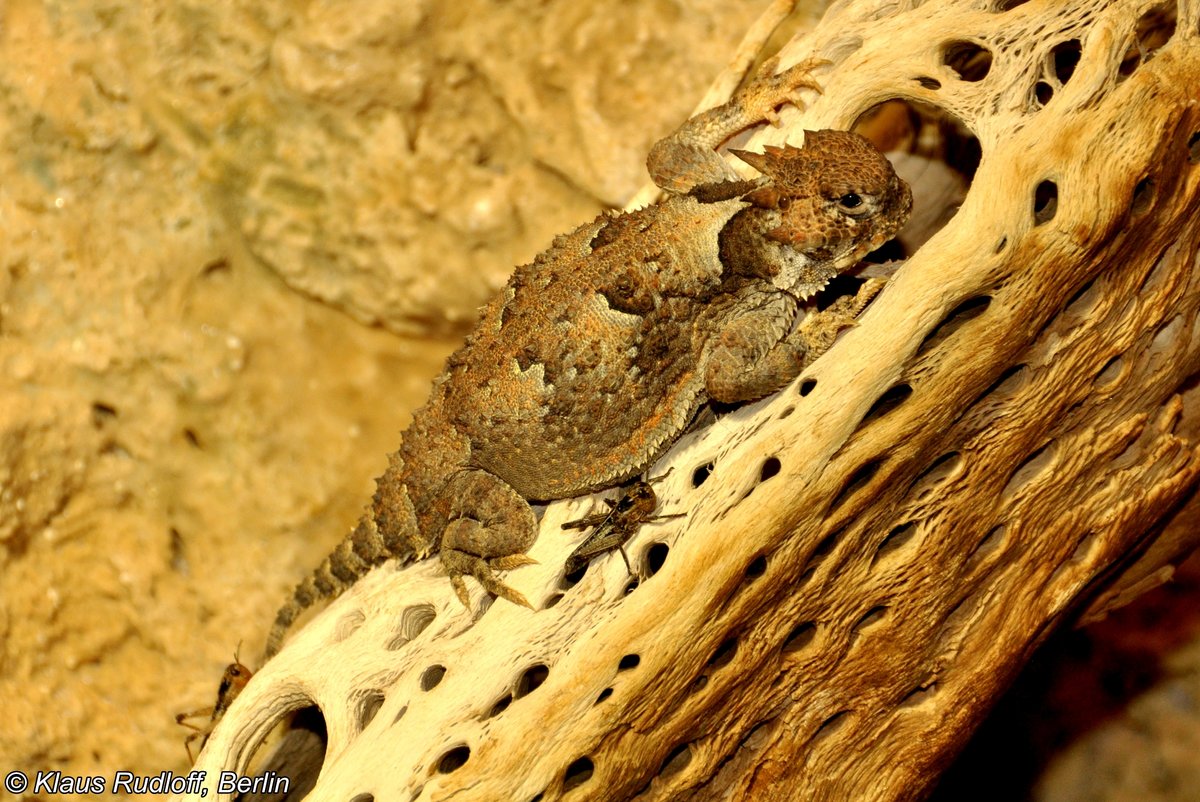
[263,58,912,659]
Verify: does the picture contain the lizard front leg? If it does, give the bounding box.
[440,469,539,609]
[706,278,885,404]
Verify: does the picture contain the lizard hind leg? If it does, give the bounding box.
[440,469,539,610]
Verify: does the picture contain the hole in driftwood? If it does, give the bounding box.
[1051,39,1081,84]
[810,528,842,567]
[1131,176,1156,215]
[624,578,639,595]
[392,704,407,725]
[350,793,374,802]
[968,363,1029,412]
[1002,442,1055,500]
[861,383,913,427]
[691,462,713,487]
[1094,355,1125,390]
[759,456,781,483]
[488,693,512,718]
[1139,252,1172,294]
[852,98,979,253]
[1034,80,1053,106]
[356,690,385,731]
[1071,531,1098,562]
[1046,533,1099,588]
[544,591,564,608]
[851,606,889,636]
[901,684,938,708]
[563,757,594,792]
[993,0,1030,10]
[595,688,613,704]
[799,378,817,396]
[745,554,768,580]
[560,563,588,589]
[335,610,366,643]
[420,665,446,691]
[994,236,1008,253]
[388,604,436,650]
[918,295,992,356]
[812,711,851,742]
[782,622,817,653]
[942,40,993,81]
[244,704,327,801]
[939,591,987,645]
[436,746,470,774]
[830,460,884,514]
[966,524,1007,568]
[515,664,549,699]
[873,522,918,565]
[618,654,640,671]
[1033,180,1058,224]
[168,528,185,573]
[1118,5,1176,80]
[916,76,942,90]
[1135,4,1177,57]
[200,256,230,277]
[1189,131,1200,163]
[708,637,739,670]
[1064,278,1100,319]
[660,743,693,776]
[645,542,669,576]
[908,452,962,498]
[778,405,795,419]
[1150,316,1184,361]
[1119,46,1141,77]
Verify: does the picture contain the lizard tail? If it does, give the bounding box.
[262,513,391,661]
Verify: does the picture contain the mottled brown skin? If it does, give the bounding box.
[264,59,912,660]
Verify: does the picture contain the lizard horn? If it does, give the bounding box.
[730,148,771,174]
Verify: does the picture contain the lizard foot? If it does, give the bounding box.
[490,553,539,570]
[740,55,829,126]
[442,549,533,610]
[831,275,888,321]
[791,276,888,360]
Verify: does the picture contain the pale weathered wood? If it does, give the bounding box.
[176,1,1200,800]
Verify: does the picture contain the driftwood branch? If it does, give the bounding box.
[176,1,1200,800]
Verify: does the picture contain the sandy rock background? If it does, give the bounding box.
[0,0,1196,799]
[0,0,772,786]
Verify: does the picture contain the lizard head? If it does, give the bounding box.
[726,130,912,297]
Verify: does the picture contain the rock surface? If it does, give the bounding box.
[0,0,767,784]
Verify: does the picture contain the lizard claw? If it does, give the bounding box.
[735,54,830,127]
[442,549,534,610]
[450,574,471,609]
[490,553,538,570]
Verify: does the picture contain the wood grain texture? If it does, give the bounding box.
[176,1,1200,800]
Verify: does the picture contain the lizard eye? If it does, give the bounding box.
[777,197,791,210]
[835,192,873,217]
